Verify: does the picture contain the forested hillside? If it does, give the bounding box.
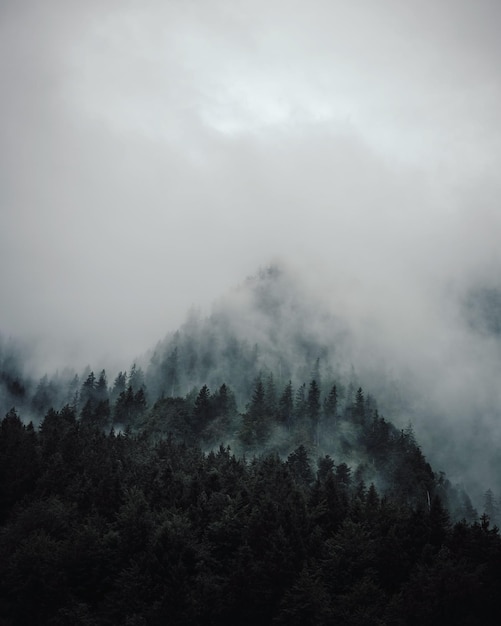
[1,266,501,624]
[1,404,500,625]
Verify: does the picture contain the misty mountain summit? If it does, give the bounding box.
[1,264,501,624]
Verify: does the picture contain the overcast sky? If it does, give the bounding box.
[1,0,500,373]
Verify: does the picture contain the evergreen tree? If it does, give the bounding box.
[311,357,322,389]
[113,386,135,425]
[212,383,236,423]
[67,374,80,409]
[294,383,306,421]
[193,384,213,435]
[165,348,180,396]
[264,372,278,419]
[287,445,314,486]
[323,384,338,432]
[317,455,335,482]
[307,380,321,445]
[484,489,499,527]
[96,369,108,402]
[31,375,55,415]
[240,376,269,446]
[128,363,145,393]
[111,371,127,404]
[278,381,294,430]
[80,371,96,407]
[353,387,365,424]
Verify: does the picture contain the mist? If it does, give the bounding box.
[1,1,501,493]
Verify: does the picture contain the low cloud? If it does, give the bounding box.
[1,1,500,492]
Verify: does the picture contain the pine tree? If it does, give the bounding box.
[96,370,108,402]
[80,372,96,406]
[287,445,314,486]
[193,384,212,433]
[307,380,321,445]
[353,387,365,424]
[240,376,269,447]
[128,364,145,393]
[264,372,277,419]
[213,383,234,419]
[165,348,180,396]
[484,489,499,527]
[324,384,337,414]
[295,383,306,421]
[111,371,127,404]
[278,381,294,430]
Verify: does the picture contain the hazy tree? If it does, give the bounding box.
[212,383,236,426]
[214,383,235,417]
[310,357,322,389]
[264,372,278,418]
[96,369,108,401]
[111,371,127,404]
[240,376,269,446]
[287,445,314,487]
[323,384,338,423]
[128,363,145,393]
[113,386,135,425]
[353,387,365,424]
[317,455,335,482]
[307,380,321,445]
[31,375,58,415]
[80,372,96,406]
[164,348,180,397]
[67,374,80,409]
[193,384,212,435]
[294,383,307,421]
[484,489,499,527]
[278,381,294,430]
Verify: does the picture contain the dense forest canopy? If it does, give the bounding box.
[1,266,501,624]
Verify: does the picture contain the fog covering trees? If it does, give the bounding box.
[1,265,501,623]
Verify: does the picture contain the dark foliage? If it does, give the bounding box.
[1,385,500,625]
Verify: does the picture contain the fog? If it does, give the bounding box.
[1,1,501,487]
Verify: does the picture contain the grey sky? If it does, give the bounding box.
[1,0,500,375]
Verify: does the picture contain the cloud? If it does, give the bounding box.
[0,0,500,388]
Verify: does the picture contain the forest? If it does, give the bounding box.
[1,268,501,624]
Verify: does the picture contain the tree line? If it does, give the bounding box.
[1,405,500,625]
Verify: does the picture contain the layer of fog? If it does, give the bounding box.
[1,1,501,493]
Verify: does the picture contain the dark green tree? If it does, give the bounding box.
[484,489,499,527]
[278,381,294,430]
[294,383,307,421]
[323,384,338,421]
[192,384,213,436]
[287,445,314,487]
[307,379,321,445]
[240,376,270,447]
[353,387,365,424]
[264,372,278,419]
[128,363,145,393]
[111,371,127,403]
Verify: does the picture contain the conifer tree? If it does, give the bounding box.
[96,370,108,401]
[484,489,499,527]
[353,387,365,424]
[307,380,321,445]
[323,384,338,423]
[264,372,278,419]
[193,384,212,431]
[278,381,294,430]
[295,383,307,421]
[128,364,145,393]
[111,371,127,404]
[240,376,269,446]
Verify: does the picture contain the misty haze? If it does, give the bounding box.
[1,1,501,624]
